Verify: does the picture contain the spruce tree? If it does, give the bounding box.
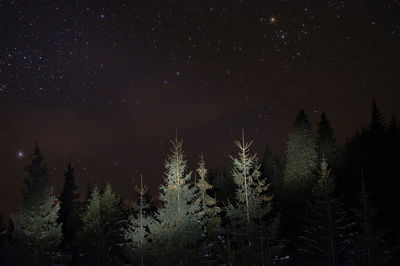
[10,143,62,265]
[124,175,154,265]
[282,110,318,240]
[387,114,399,138]
[283,110,318,190]
[58,162,80,249]
[317,112,337,168]
[298,159,353,266]
[226,129,274,264]
[77,183,125,265]
[149,136,201,263]
[196,154,221,244]
[369,100,385,135]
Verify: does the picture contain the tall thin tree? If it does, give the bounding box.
[58,162,80,249]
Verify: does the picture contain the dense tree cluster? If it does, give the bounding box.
[0,101,399,265]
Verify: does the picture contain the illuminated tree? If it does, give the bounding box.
[77,183,125,265]
[149,136,201,262]
[10,143,62,265]
[282,110,318,239]
[226,129,274,264]
[196,154,221,242]
[58,162,80,249]
[124,175,154,265]
[283,110,318,190]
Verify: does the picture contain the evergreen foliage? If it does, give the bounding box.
[317,112,337,168]
[10,143,62,265]
[58,162,81,248]
[149,136,201,262]
[226,129,275,264]
[353,171,387,265]
[260,144,283,202]
[298,159,353,266]
[85,183,93,202]
[23,141,49,195]
[282,110,318,241]
[196,154,221,240]
[283,110,318,190]
[210,168,236,206]
[124,175,154,265]
[2,105,400,265]
[77,183,125,265]
[369,100,386,134]
[195,154,222,264]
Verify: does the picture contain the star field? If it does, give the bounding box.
[0,1,399,217]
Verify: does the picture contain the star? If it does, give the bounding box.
[17,151,24,158]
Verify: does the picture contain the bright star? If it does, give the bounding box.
[17,151,24,158]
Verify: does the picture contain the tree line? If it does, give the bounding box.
[0,100,399,265]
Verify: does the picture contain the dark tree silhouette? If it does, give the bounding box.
[260,144,283,203]
[317,112,337,169]
[298,159,354,266]
[58,162,81,249]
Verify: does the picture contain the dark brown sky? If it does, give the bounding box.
[1,1,399,218]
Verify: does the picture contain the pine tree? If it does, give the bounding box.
[10,143,62,265]
[298,159,353,266]
[58,162,80,249]
[149,136,201,262]
[196,154,221,244]
[226,129,274,264]
[77,183,125,265]
[317,112,337,168]
[124,175,154,265]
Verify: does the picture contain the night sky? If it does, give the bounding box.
[1,1,399,218]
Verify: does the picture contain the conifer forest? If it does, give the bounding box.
[1,1,399,266]
[1,104,400,265]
